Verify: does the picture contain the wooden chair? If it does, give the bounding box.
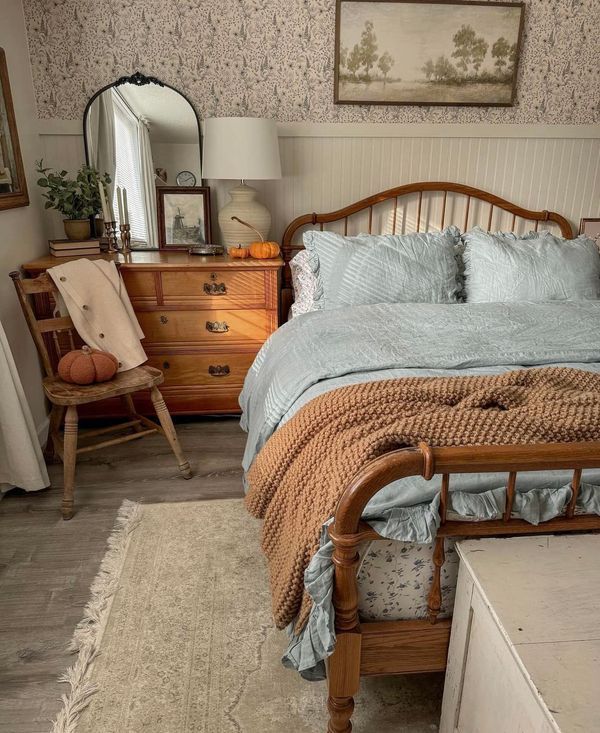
[10,270,192,520]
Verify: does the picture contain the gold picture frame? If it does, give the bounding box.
[0,47,29,211]
[334,0,525,107]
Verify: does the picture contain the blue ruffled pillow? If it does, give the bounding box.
[463,227,600,303]
[303,226,462,310]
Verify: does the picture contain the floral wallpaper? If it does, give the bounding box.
[23,0,599,124]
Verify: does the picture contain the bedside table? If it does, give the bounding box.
[21,251,283,416]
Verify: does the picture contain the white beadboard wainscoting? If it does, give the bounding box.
[39,123,599,243]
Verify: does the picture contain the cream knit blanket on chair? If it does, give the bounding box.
[48,258,146,371]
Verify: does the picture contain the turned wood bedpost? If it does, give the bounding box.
[326,448,427,733]
[327,528,362,733]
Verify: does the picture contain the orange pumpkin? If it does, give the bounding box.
[249,240,280,259]
[229,216,280,259]
[229,244,250,259]
[58,345,119,385]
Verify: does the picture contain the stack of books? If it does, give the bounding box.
[49,239,102,258]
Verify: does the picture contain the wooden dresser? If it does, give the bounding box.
[21,251,283,417]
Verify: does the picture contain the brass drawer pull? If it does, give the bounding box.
[208,365,230,377]
[206,320,229,333]
[159,315,168,324]
[203,282,227,296]
[162,361,170,370]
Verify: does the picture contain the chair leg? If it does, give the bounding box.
[44,405,64,464]
[121,394,144,432]
[61,405,78,520]
[150,386,192,479]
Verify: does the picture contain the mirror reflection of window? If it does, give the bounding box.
[112,91,151,246]
[84,79,201,249]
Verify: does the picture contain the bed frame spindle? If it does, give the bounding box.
[567,468,583,518]
[428,537,446,624]
[504,471,518,521]
[487,203,494,231]
[440,473,450,523]
[463,196,471,232]
[416,191,423,233]
[440,190,447,229]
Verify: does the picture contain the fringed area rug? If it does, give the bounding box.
[52,499,442,732]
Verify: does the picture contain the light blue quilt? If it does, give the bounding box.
[239,301,600,678]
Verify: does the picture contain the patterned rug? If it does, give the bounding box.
[52,499,442,732]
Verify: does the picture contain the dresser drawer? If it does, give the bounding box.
[138,309,273,345]
[121,270,157,300]
[147,353,255,386]
[161,270,266,306]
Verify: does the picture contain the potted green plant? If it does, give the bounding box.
[36,161,111,241]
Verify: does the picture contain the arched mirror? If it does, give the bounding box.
[83,72,203,249]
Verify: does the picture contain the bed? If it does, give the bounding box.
[241,182,600,733]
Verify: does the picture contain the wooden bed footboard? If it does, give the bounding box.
[325,441,600,733]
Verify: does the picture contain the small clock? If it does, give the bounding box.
[176,170,197,186]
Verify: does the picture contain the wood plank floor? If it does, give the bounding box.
[0,418,246,733]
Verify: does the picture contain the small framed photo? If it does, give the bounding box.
[157,186,212,249]
[580,218,600,247]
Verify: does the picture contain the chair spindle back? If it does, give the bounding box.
[9,270,77,378]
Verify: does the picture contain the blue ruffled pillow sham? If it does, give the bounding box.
[463,227,600,303]
[302,227,462,310]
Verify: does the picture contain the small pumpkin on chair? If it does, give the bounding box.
[230,216,280,259]
[58,345,119,385]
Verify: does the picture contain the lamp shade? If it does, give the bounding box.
[202,117,281,181]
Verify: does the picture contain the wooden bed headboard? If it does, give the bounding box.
[280,181,574,321]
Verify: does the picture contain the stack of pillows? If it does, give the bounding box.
[289,226,600,317]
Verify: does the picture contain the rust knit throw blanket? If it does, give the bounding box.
[245,367,600,631]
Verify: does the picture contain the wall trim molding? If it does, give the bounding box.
[39,118,599,140]
[276,122,600,139]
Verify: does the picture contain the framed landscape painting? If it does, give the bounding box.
[335,0,525,106]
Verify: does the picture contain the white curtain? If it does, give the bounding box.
[137,116,159,247]
[86,89,116,186]
[0,320,49,496]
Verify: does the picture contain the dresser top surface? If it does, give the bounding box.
[458,535,600,733]
[22,251,284,272]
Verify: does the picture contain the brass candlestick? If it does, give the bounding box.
[104,220,118,253]
[119,223,131,253]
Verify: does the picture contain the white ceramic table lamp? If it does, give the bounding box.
[202,117,281,248]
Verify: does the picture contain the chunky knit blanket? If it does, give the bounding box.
[245,367,600,631]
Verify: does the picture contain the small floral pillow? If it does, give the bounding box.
[290,250,319,318]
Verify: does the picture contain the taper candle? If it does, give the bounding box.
[116,186,124,224]
[106,184,115,222]
[98,181,109,221]
[122,187,129,225]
